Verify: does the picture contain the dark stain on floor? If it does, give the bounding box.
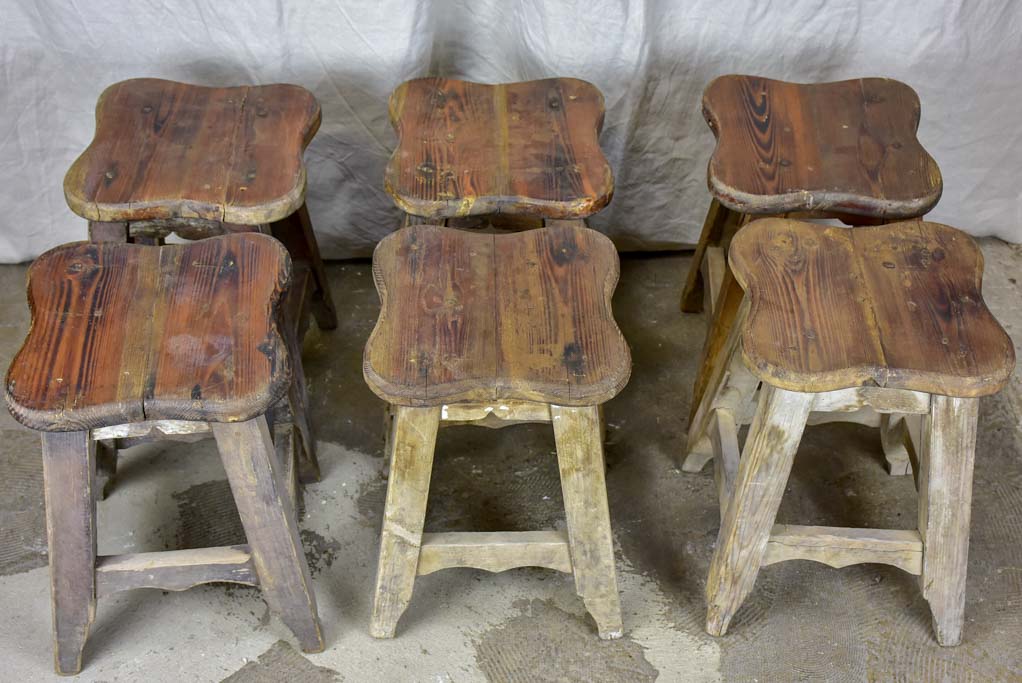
[220,640,341,682]
[474,598,658,682]
[301,529,342,576]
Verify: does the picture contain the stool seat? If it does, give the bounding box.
[704,76,942,219]
[364,222,630,407]
[385,77,613,220]
[729,218,1014,397]
[64,78,320,224]
[6,234,292,431]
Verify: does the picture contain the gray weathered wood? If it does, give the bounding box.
[41,431,97,675]
[918,395,979,646]
[880,413,915,476]
[705,385,812,636]
[96,546,258,597]
[417,531,572,575]
[370,406,441,638]
[709,409,740,519]
[212,417,323,652]
[810,387,930,414]
[762,525,922,574]
[552,404,623,639]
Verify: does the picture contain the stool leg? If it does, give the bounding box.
[212,417,323,652]
[681,297,753,472]
[680,199,742,312]
[40,431,96,675]
[271,202,338,331]
[705,386,812,636]
[880,414,914,476]
[918,395,978,646]
[552,405,623,639]
[370,406,441,638]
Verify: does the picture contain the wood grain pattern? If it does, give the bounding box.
[6,234,292,431]
[703,75,942,218]
[705,385,812,636]
[386,77,613,219]
[64,78,320,225]
[40,431,96,675]
[918,395,978,646]
[729,219,1014,397]
[213,417,324,652]
[364,222,630,407]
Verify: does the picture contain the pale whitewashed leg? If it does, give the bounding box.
[918,396,979,646]
[369,406,441,638]
[880,414,913,476]
[705,386,812,636]
[552,405,623,639]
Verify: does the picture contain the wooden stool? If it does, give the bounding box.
[5,234,323,674]
[687,219,1014,646]
[64,77,336,331]
[63,77,331,489]
[362,223,631,639]
[679,75,944,473]
[385,77,613,229]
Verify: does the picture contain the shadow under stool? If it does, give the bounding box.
[5,234,323,674]
[63,77,336,490]
[686,218,1014,646]
[362,222,631,639]
[678,76,944,476]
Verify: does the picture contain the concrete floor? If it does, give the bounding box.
[0,243,1020,682]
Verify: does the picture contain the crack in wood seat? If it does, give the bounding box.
[385,77,613,220]
[363,222,631,407]
[704,75,942,218]
[729,219,1014,397]
[64,78,320,225]
[6,233,292,432]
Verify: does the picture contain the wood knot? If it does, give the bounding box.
[548,98,561,110]
[882,261,896,269]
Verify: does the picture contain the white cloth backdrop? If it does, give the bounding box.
[1,0,1020,261]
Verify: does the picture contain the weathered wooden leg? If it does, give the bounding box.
[880,414,913,476]
[681,299,753,472]
[212,417,323,652]
[680,199,742,312]
[709,409,740,519]
[287,332,319,483]
[370,406,441,638]
[918,396,978,646]
[689,269,746,424]
[271,202,337,331]
[551,404,623,639]
[41,431,97,675]
[705,386,812,636]
[94,439,117,499]
[88,220,128,242]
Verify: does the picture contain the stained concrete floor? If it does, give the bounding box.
[0,242,1020,682]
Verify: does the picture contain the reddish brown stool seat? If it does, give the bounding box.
[686,219,1014,646]
[6,234,322,674]
[363,223,629,639]
[385,77,613,222]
